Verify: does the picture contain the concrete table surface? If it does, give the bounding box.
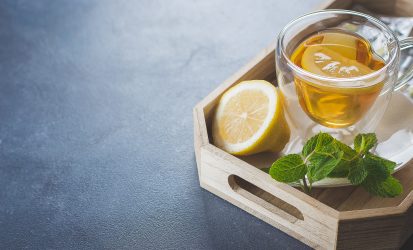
[0,0,412,249]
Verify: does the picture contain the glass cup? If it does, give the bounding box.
[276,10,413,151]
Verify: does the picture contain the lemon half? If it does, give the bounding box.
[212,80,290,156]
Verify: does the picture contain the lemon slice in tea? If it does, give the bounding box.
[321,32,358,60]
[301,46,374,78]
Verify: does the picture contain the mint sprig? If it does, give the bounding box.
[269,154,307,183]
[354,133,377,154]
[269,133,403,198]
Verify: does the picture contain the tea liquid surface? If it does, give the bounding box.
[290,30,385,128]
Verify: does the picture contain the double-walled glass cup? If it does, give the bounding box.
[276,10,413,151]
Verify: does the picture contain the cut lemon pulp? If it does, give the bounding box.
[212,80,290,155]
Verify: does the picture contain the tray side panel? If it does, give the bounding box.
[199,145,340,250]
[353,0,396,15]
[353,0,413,16]
[395,0,413,16]
[319,0,353,9]
[193,107,203,178]
[336,212,412,250]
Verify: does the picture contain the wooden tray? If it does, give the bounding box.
[193,0,413,249]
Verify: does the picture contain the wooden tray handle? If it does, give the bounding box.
[228,174,304,223]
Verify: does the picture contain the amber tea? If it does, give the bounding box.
[290,30,385,128]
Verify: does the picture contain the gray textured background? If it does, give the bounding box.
[0,0,412,249]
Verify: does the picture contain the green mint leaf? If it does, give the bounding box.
[307,151,343,182]
[363,154,391,182]
[302,134,318,157]
[302,133,342,182]
[361,176,403,198]
[348,159,368,185]
[302,133,336,157]
[334,139,357,160]
[328,140,358,178]
[328,160,351,178]
[354,133,377,154]
[269,154,307,183]
[365,153,396,173]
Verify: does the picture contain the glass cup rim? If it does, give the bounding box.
[277,9,399,84]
